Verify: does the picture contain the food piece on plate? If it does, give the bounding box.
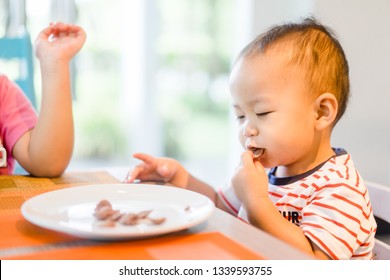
[137,209,152,219]
[98,220,116,227]
[93,199,166,226]
[147,217,166,225]
[109,211,124,221]
[94,205,120,220]
[95,199,112,211]
[119,213,139,225]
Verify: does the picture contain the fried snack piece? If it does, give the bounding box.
[93,200,166,227]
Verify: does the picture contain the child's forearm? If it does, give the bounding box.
[245,197,326,258]
[186,175,230,212]
[11,23,85,177]
[187,175,216,201]
[28,60,74,176]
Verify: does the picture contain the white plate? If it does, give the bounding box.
[21,184,215,240]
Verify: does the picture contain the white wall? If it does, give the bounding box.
[313,0,390,185]
[121,0,163,157]
[233,0,390,185]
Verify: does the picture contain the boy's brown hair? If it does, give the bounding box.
[238,17,350,124]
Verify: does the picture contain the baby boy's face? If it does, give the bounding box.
[229,50,318,174]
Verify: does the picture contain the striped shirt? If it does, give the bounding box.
[218,148,377,260]
[0,75,37,174]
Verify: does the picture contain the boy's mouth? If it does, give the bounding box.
[247,147,265,159]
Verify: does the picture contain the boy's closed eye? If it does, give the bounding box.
[234,111,273,120]
[233,108,245,121]
[256,111,273,117]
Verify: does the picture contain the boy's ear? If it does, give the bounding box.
[314,93,338,130]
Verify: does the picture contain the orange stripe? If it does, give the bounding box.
[304,212,358,239]
[343,154,351,180]
[352,251,371,258]
[269,191,283,199]
[311,182,320,190]
[307,203,372,235]
[300,182,310,189]
[303,213,374,249]
[303,222,353,254]
[287,192,299,198]
[286,192,311,200]
[305,231,338,259]
[237,216,249,223]
[217,190,238,214]
[311,201,361,224]
[335,170,343,178]
[355,170,360,187]
[314,182,365,196]
[331,193,371,219]
[343,154,351,166]
[307,196,320,204]
[328,168,344,178]
[274,202,303,211]
[331,193,360,209]
[363,189,372,208]
[324,175,330,181]
[344,165,350,180]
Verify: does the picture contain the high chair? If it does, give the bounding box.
[0,31,36,108]
[365,180,390,259]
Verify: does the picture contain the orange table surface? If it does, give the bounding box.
[3,231,264,260]
[0,171,264,260]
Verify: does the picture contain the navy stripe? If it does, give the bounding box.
[268,148,348,186]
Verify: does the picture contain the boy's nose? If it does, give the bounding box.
[243,121,259,137]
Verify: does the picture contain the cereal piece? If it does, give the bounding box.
[137,209,152,219]
[147,217,166,225]
[98,220,116,228]
[94,206,120,220]
[119,213,139,225]
[94,200,166,227]
[109,211,124,221]
[95,199,112,211]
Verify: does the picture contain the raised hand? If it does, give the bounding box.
[35,22,86,62]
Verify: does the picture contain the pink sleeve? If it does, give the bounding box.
[0,75,38,173]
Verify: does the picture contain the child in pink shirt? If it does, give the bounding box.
[0,75,37,173]
[0,23,86,176]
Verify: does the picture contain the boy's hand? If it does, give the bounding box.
[124,153,189,188]
[231,150,269,208]
[35,22,86,62]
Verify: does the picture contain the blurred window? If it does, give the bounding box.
[3,0,234,184]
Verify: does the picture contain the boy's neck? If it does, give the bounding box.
[274,142,335,178]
